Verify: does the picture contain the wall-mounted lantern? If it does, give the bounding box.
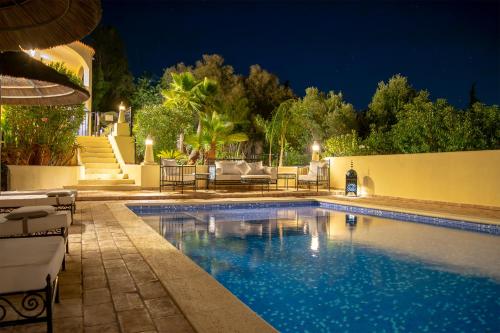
[345,160,357,196]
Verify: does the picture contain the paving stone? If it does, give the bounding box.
[144,297,177,318]
[83,274,107,290]
[105,266,131,280]
[54,298,82,319]
[103,258,126,268]
[59,283,82,300]
[53,316,84,333]
[117,309,155,333]
[83,302,116,326]
[136,281,167,300]
[84,288,112,306]
[108,276,137,293]
[112,292,144,312]
[153,315,195,333]
[83,322,120,333]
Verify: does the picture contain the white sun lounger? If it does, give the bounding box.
[0,237,65,332]
[0,211,70,252]
[0,194,75,223]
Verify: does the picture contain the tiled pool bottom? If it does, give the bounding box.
[129,203,500,332]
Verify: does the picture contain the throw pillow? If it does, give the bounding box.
[5,205,56,220]
[236,161,251,175]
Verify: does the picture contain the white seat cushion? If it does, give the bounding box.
[0,211,70,237]
[0,195,74,208]
[241,175,271,180]
[299,174,318,182]
[215,174,242,181]
[0,237,65,293]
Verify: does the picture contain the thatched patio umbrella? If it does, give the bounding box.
[0,51,90,190]
[0,0,101,51]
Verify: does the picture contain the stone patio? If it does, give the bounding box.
[0,202,195,333]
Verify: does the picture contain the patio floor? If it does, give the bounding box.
[0,202,195,333]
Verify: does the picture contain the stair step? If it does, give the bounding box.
[65,184,142,191]
[77,136,108,141]
[85,163,120,169]
[81,157,116,163]
[86,168,122,174]
[84,173,129,180]
[81,152,115,158]
[80,142,112,148]
[78,179,135,185]
[81,147,113,153]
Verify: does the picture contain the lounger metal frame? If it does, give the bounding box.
[159,164,197,193]
[0,274,60,333]
[296,160,331,192]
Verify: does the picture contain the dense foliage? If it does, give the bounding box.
[1,63,85,165]
[131,54,498,163]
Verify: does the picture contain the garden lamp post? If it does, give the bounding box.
[312,141,320,161]
[118,102,126,123]
[142,135,156,165]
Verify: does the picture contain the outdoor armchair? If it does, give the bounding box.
[297,160,331,192]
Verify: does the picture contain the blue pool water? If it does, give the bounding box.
[131,203,500,332]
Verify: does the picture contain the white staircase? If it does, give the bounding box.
[71,136,140,190]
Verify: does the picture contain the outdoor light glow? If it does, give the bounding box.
[28,49,36,57]
[119,102,125,111]
[145,136,153,145]
[310,235,319,251]
[312,141,320,152]
[40,54,51,60]
[209,216,216,233]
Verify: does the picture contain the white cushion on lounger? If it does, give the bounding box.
[1,189,77,197]
[46,190,72,197]
[0,211,70,237]
[0,195,74,208]
[0,237,65,293]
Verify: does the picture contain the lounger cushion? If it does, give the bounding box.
[0,211,70,236]
[5,205,56,220]
[0,237,65,293]
[46,190,72,197]
[0,195,74,208]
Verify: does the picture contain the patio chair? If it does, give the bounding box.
[159,159,196,193]
[0,236,65,333]
[1,189,78,213]
[297,160,331,192]
[0,206,71,254]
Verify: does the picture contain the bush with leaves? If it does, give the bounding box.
[133,104,194,161]
[324,130,363,157]
[1,63,85,166]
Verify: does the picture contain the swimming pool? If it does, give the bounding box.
[130,201,500,332]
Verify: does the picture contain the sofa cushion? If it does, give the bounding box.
[5,205,56,220]
[215,161,242,175]
[215,174,242,181]
[236,161,251,175]
[247,161,264,175]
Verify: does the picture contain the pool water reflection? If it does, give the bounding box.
[137,206,500,332]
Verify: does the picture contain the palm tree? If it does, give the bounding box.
[185,111,248,163]
[162,72,218,157]
[272,99,295,166]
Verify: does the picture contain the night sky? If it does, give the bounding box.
[101,0,499,109]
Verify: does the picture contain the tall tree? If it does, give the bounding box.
[468,83,480,109]
[367,74,416,130]
[89,25,135,113]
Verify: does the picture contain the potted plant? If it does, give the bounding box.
[157,150,187,166]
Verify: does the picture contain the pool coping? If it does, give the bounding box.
[107,197,500,333]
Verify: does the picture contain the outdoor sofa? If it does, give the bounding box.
[159,159,196,193]
[209,159,277,192]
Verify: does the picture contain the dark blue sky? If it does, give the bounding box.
[101,0,499,109]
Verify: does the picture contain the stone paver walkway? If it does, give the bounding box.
[0,202,194,333]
